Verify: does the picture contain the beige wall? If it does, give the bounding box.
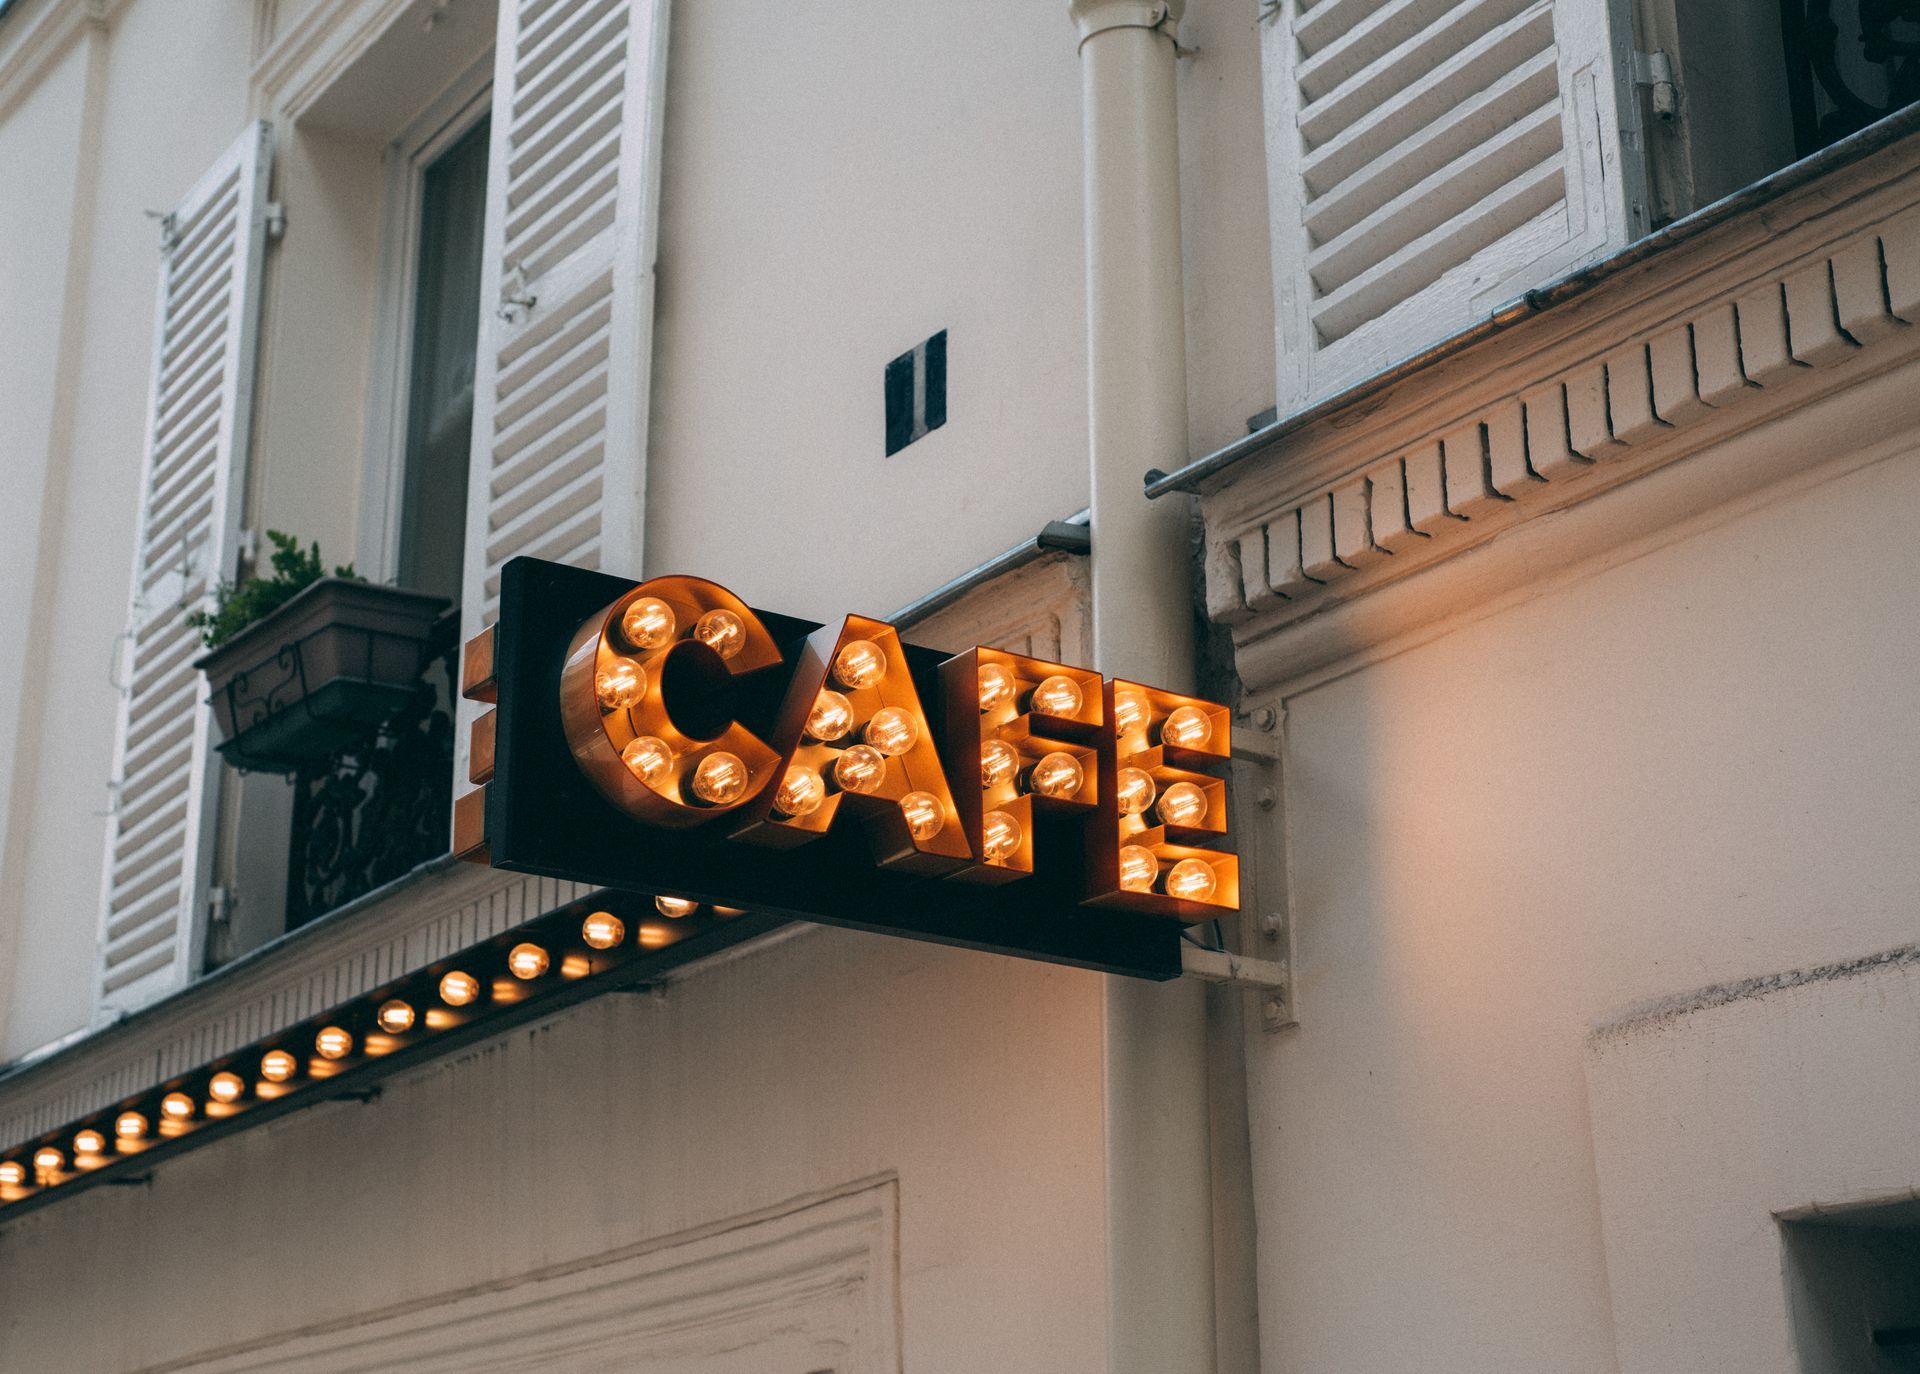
[0,928,1112,1372]
[1243,435,1920,1371]
[0,0,257,1057]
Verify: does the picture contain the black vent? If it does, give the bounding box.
[885,329,947,456]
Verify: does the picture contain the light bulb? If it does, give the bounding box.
[832,639,887,689]
[694,608,746,658]
[621,735,673,787]
[1118,845,1158,892]
[864,706,918,757]
[115,1111,149,1140]
[582,911,625,949]
[1116,767,1157,816]
[655,896,699,918]
[980,739,1020,790]
[594,657,647,711]
[161,1091,196,1120]
[314,1026,354,1060]
[208,1072,245,1104]
[259,1050,298,1082]
[981,810,1022,863]
[1113,688,1152,737]
[376,1000,415,1034]
[1162,705,1212,749]
[834,744,887,795]
[74,1129,106,1157]
[900,791,944,841]
[1165,858,1218,902]
[1157,781,1208,828]
[774,765,826,818]
[0,1162,23,1187]
[806,691,855,742]
[691,751,749,804]
[1027,751,1084,800]
[438,971,480,1007]
[978,662,1017,712]
[1030,675,1083,718]
[33,1148,62,1175]
[507,944,549,980]
[619,596,676,650]
[636,922,672,947]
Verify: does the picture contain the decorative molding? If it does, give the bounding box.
[1199,133,1920,693]
[0,863,591,1153]
[0,0,122,125]
[143,1177,901,1373]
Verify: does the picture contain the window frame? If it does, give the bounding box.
[357,58,494,586]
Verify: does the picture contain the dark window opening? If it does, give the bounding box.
[885,329,947,457]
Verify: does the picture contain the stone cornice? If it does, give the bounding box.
[1196,128,1920,694]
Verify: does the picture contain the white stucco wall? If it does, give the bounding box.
[0,0,257,1058]
[1242,436,1920,1372]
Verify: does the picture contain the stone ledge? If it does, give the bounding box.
[1197,135,1920,693]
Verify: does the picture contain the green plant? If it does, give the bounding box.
[188,530,361,650]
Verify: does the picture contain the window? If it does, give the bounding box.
[1783,1200,1920,1372]
[1636,0,1920,226]
[396,114,490,603]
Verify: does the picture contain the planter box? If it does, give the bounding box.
[196,579,453,773]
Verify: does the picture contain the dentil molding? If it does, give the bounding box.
[1197,129,1920,695]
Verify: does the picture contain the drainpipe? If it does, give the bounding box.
[1068,4,1216,1373]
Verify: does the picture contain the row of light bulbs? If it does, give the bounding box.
[0,897,724,1196]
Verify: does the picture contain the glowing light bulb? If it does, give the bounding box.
[582,911,626,949]
[314,1027,354,1060]
[1118,846,1158,892]
[1116,767,1157,816]
[507,944,549,980]
[864,706,918,757]
[807,691,855,741]
[73,1129,106,1157]
[260,1050,298,1082]
[977,662,1017,712]
[376,1000,415,1034]
[1162,705,1212,749]
[1030,675,1083,718]
[1027,751,1084,800]
[619,596,676,650]
[1165,858,1219,902]
[1113,689,1152,737]
[774,765,826,818]
[438,971,480,1007]
[980,739,1020,790]
[161,1092,196,1121]
[655,896,699,918]
[208,1072,245,1104]
[115,1111,149,1140]
[691,751,749,804]
[834,744,886,795]
[832,639,887,690]
[981,810,1022,863]
[1157,782,1208,828]
[694,608,746,659]
[32,1148,61,1175]
[594,657,647,711]
[900,791,944,841]
[621,735,673,787]
[0,1162,24,1187]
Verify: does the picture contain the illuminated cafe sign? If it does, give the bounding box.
[458,558,1240,981]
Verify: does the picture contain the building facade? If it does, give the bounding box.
[0,0,1916,1370]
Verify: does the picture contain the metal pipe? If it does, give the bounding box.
[1069,3,1217,1371]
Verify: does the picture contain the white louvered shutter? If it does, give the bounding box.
[1262,0,1647,409]
[463,0,670,629]
[95,124,273,1014]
